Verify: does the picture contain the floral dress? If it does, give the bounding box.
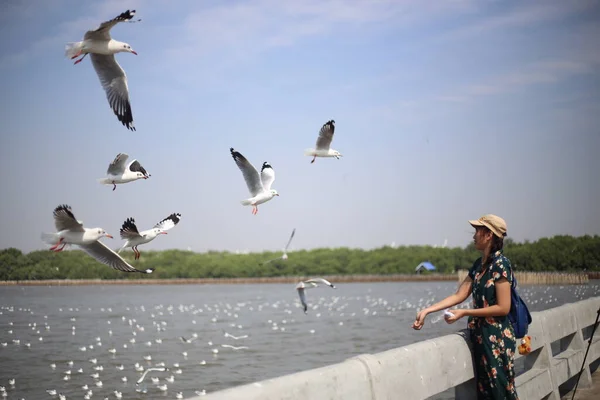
[467,250,519,400]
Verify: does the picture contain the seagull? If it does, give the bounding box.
[40,205,154,274]
[117,213,182,260]
[65,10,141,131]
[220,344,249,350]
[223,332,248,340]
[304,120,342,163]
[230,148,279,215]
[180,334,198,343]
[295,278,336,314]
[261,228,296,265]
[136,367,168,385]
[98,153,150,191]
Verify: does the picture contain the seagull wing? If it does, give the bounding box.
[90,54,135,131]
[296,287,308,313]
[230,148,264,197]
[107,153,129,175]
[127,159,149,177]
[260,162,275,191]
[53,205,84,232]
[84,10,139,41]
[284,228,296,252]
[315,120,335,150]
[79,241,154,274]
[119,218,141,240]
[260,257,281,265]
[305,277,335,287]
[153,213,181,231]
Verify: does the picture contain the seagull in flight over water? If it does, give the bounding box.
[65,10,141,131]
[296,278,336,314]
[230,147,279,215]
[261,228,296,265]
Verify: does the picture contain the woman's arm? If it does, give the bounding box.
[445,278,511,323]
[412,276,472,330]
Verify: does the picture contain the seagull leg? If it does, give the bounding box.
[73,54,87,65]
[54,243,67,252]
[112,181,116,191]
[133,246,139,260]
[49,238,63,251]
[311,156,316,164]
[252,205,258,215]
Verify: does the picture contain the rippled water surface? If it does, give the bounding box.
[0,280,598,399]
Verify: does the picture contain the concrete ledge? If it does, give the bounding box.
[189,357,374,400]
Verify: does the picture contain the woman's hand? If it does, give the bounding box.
[412,309,429,330]
[444,309,465,324]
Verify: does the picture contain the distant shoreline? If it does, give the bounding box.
[0,271,595,286]
[0,274,458,286]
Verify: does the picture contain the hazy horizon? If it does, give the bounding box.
[1,0,599,254]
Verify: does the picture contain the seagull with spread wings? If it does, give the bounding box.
[261,228,296,265]
[65,10,141,131]
[117,213,181,260]
[304,120,343,164]
[98,153,150,191]
[296,278,337,314]
[40,205,153,274]
[230,148,279,215]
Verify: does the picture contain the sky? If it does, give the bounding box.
[0,0,599,254]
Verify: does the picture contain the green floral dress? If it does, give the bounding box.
[467,250,519,400]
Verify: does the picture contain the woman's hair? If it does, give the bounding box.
[481,226,504,265]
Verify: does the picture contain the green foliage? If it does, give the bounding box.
[0,235,598,280]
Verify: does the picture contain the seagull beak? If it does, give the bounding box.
[106,234,114,239]
[131,50,138,55]
[160,232,168,235]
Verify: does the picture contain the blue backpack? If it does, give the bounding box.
[508,271,532,338]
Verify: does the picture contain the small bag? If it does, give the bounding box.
[508,272,532,339]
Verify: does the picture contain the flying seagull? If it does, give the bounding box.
[261,228,296,265]
[136,367,168,385]
[41,205,153,274]
[65,10,141,131]
[304,120,342,163]
[230,148,279,215]
[98,153,150,191]
[117,213,182,260]
[296,278,336,314]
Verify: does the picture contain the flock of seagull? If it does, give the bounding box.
[40,9,344,311]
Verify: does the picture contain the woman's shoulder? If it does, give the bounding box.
[491,251,513,282]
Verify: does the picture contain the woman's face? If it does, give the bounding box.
[473,226,492,251]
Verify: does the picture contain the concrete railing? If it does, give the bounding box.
[188,297,600,400]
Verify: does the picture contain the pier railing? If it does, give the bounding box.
[189,296,600,400]
[456,270,589,285]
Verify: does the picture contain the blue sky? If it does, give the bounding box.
[1,0,599,254]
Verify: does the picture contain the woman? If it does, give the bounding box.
[412,214,519,400]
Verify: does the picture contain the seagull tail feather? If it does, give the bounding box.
[41,232,60,245]
[65,42,84,58]
[303,148,316,156]
[240,199,252,206]
[97,178,112,185]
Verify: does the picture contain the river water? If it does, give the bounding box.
[0,281,598,399]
